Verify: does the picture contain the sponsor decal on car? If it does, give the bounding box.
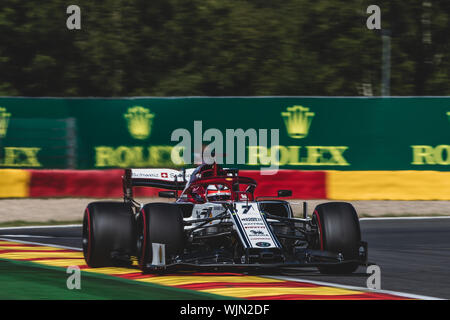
[249,230,266,236]
[241,217,262,222]
[255,242,271,247]
[232,203,279,249]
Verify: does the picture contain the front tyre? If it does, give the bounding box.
[137,203,185,269]
[312,202,361,274]
[82,202,135,267]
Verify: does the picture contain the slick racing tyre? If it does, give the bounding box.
[312,202,361,274]
[82,202,135,267]
[137,203,185,269]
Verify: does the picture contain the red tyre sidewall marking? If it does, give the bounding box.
[313,210,324,251]
[86,207,92,263]
[139,209,147,269]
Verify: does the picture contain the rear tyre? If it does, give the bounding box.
[82,202,135,267]
[137,203,185,269]
[312,202,361,274]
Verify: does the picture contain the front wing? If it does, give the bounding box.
[141,244,370,272]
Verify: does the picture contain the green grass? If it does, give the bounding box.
[0,258,233,300]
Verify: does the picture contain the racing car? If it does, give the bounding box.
[82,163,368,273]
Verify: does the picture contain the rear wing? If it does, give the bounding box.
[122,168,194,200]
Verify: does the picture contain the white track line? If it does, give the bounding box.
[0,235,80,239]
[266,275,444,300]
[0,224,81,230]
[0,237,82,251]
[360,216,450,221]
[0,235,76,238]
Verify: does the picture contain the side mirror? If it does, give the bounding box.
[277,189,292,197]
[158,191,176,198]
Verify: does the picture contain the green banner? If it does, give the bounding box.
[0,97,449,170]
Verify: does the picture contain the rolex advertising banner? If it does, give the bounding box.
[0,97,449,170]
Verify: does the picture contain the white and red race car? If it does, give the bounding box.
[82,163,368,273]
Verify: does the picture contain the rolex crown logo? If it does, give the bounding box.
[0,107,11,138]
[447,111,450,123]
[124,106,155,140]
[281,105,315,139]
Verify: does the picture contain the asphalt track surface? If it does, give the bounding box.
[1,217,449,299]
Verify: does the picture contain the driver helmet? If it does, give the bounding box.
[206,184,231,201]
